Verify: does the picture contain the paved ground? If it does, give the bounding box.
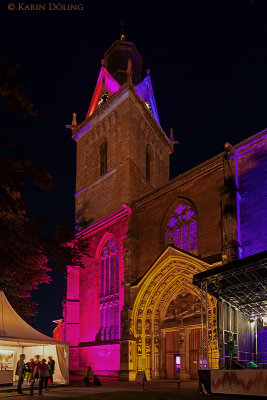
[0,376,265,400]
[0,377,199,399]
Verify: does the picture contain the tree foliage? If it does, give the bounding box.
[0,58,91,320]
[0,57,38,119]
[0,139,53,318]
[46,216,92,275]
[0,139,91,319]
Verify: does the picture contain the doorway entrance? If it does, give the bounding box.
[165,328,201,379]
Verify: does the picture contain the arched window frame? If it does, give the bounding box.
[99,238,120,342]
[100,141,107,177]
[165,202,198,254]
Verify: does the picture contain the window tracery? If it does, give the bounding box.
[99,239,120,341]
[166,203,197,253]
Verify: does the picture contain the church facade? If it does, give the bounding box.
[62,37,267,380]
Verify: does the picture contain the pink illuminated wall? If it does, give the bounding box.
[77,230,126,345]
[53,319,62,341]
[63,266,80,344]
[80,344,120,375]
[64,207,130,373]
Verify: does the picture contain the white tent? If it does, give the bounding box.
[0,291,69,386]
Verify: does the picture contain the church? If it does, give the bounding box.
[62,35,267,381]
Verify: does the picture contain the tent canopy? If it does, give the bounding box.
[0,291,61,343]
[0,291,69,384]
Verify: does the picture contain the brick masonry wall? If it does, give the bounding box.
[74,92,170,233]
[79,344,120,374]
[238,140,267,257]
[131,158,224,278]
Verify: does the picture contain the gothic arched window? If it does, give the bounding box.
[166,202,197,253]
[100,141,107,176]
[99,238,120,341]
[146,145,151,181]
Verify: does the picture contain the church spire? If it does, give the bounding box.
[104,37,143,85]
[120,22,126,41]
[127,58,133,85]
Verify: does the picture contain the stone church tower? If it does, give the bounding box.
[63,36,267,381]
[73,38,170,232]
[63,37,173,378]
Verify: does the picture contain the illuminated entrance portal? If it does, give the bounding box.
[130,247,217,380]
[165,328,201,379]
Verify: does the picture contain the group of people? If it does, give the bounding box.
[16,354,55,395]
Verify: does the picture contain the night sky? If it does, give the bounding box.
[1,0,267,336]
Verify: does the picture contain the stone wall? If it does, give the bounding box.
[237,133,267,257]
[132,156,224,278]
[74,91,170,232]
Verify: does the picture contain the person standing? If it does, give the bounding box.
[33,354,41,380]
[24,359,33,384]
[30,358,35,375]
[48,356,55,385]
[38,359,50,395]
[83,366,93,386]
[16,354,25,394]
[30,355,41,396]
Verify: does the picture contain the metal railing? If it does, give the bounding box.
[199,347,267,369]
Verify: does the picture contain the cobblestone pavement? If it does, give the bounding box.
[0,379,260,400]
[0,378,199,399]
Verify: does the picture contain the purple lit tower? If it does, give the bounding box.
[63,35,267,380]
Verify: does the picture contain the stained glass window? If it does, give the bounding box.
[105,306,109,340]
[115,303,120,339]
[115,253,119,293]
[105,256,109,296]
[110,305,115,340]
[99,239,120,341]
[100,306,104,341]
[100,259,104,297]
[100,239,119,297]
[166,203,197,253]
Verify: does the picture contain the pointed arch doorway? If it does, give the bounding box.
[129,246,217,380]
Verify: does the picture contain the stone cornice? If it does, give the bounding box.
[235,128,267,157]
[130,244,211,288]
[132,127,267,208]
[72,83,171,151]
[129,85,171,150]
[72,85,129,142]
[133,153,223,208]
[76,204,131,239]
